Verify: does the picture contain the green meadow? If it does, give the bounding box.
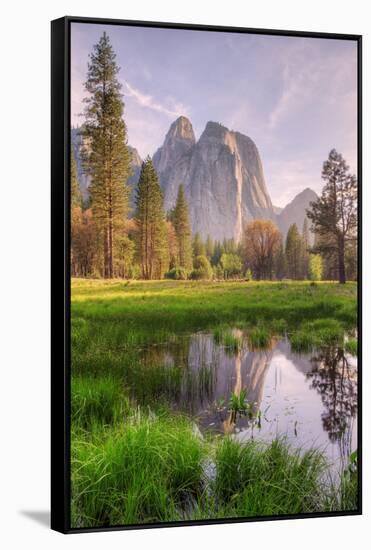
[71,279,358,528]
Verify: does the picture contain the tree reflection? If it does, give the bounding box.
[307,346,357,461]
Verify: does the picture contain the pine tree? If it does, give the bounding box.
[71,147,82,209]
[301,218,310,279]
[173,184,193,271]
[192,232,206,259]
[285,224,302,279]
[81,32,131,278]
[205,235,214,260]
[306,149,357,284]
[275,241,287,280]
[211,241,222,266]
[136,157,168,279]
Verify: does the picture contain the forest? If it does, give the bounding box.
[71,33,357,285]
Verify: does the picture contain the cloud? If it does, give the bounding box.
[265,158,323,207]
[268,49,318,130]
[123,80,190,119]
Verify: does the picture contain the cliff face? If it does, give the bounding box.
[154,117,274,241]
[72,119,317,242]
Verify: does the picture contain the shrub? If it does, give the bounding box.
[190,255,213,280]
[220,253,242,279]
[165,267,188,280]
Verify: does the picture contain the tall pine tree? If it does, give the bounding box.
[285,224,302,279]
[81,32,130,278]
[205,235,214,260]
[136,158,168,279]
[306,149,357,284]
[301,218,310,279]
[192,232,206,259]
[71,146,82,210]
[173,184,193,271]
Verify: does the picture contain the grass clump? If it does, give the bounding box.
[71,376,129,429]
[228,389,248,418]
[214,437,327,516]
[71,412,205,528]
[290,319,344,352]
[222,331,242,353]
[248,326,271,350]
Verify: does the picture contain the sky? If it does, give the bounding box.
[71,23,358,207]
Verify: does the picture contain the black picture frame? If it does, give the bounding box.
[51,15,362,534]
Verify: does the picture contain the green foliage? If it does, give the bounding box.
[301,218,310,279]
[173,185,193,271]
[274,242,286,280]
[136,158,168,279]
[191,255,213,280]
[81,32,131,278]
[205,235,214,260]
[114,234,135,278]
[222,331,242,353]
[213,264,224,280]
[72,413,205,527]
[245,268,253,281]
[165,267,188,280]
[220,253,242,279]
[214,438,328,516]
[72,376,129,429]
[345,338,357,355]
[309,254,323,281]
[228,389,248,416]
[290,319,344,352]
[211,240,223,266]
[71,280,357,341]
[248,326,271,349]
[192,232,206,258]
[285,223,303,279]
[71,146,82,209]
[307,149,357,284]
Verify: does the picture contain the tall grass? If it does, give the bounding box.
[71,412,358,528]
[72,376,130,429]
[290,319,345,352]
[71,413,205,527]
[214,437,327,516]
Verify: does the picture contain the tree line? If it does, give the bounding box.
[71,32,357,284]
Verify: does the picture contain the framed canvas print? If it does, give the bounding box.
[51,16,362,533]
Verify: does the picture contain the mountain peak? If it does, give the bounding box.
[166,116,195,143]
[128,146,142,167]
[288,187,317,205]
[277,187,318,242]
[201,121,229,140]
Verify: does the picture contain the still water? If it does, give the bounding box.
[139,330,357,470]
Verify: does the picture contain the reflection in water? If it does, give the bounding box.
[307,347,357,469]
[138,331,357,469]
